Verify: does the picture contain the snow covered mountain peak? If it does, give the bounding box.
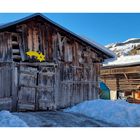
[104,38,140,66]
[123,38,140,43]
[106,38,140,57]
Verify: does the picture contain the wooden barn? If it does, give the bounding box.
[101,56,140,102]
[0,13,114,111]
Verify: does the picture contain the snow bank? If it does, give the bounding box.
[64,99,140,126]
[0,110,28,127]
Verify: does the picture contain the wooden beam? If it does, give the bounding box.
[101,65,140,75]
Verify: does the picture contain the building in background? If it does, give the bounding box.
[101,55,140,103]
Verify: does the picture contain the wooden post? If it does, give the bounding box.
[54,64,60,109]
[11,63,18,112]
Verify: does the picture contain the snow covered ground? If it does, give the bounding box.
[1,99,140,127]
[64,99,140,127]
[0,110,28,127]
[14,111,105,127]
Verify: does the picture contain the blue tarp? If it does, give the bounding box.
[99,82,110,100]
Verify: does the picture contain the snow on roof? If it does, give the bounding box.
[0,13,115,59]
[103,55,140,67]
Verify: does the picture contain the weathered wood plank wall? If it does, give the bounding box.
[0,63,12,110]
[0,17,101,111]
[0,32,12,61]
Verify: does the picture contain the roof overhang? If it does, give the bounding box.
[0,13,115,59]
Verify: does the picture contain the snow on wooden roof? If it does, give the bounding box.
[0,13,115,59]
[103,55,140,67]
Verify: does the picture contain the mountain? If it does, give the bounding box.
[103,38,140,66]
[106,38,140,57]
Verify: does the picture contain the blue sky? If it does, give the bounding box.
[0,13,140,45]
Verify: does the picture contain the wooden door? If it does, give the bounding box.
[38,66,55,110]
[0,65,12,111]
[17,66,38,111]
